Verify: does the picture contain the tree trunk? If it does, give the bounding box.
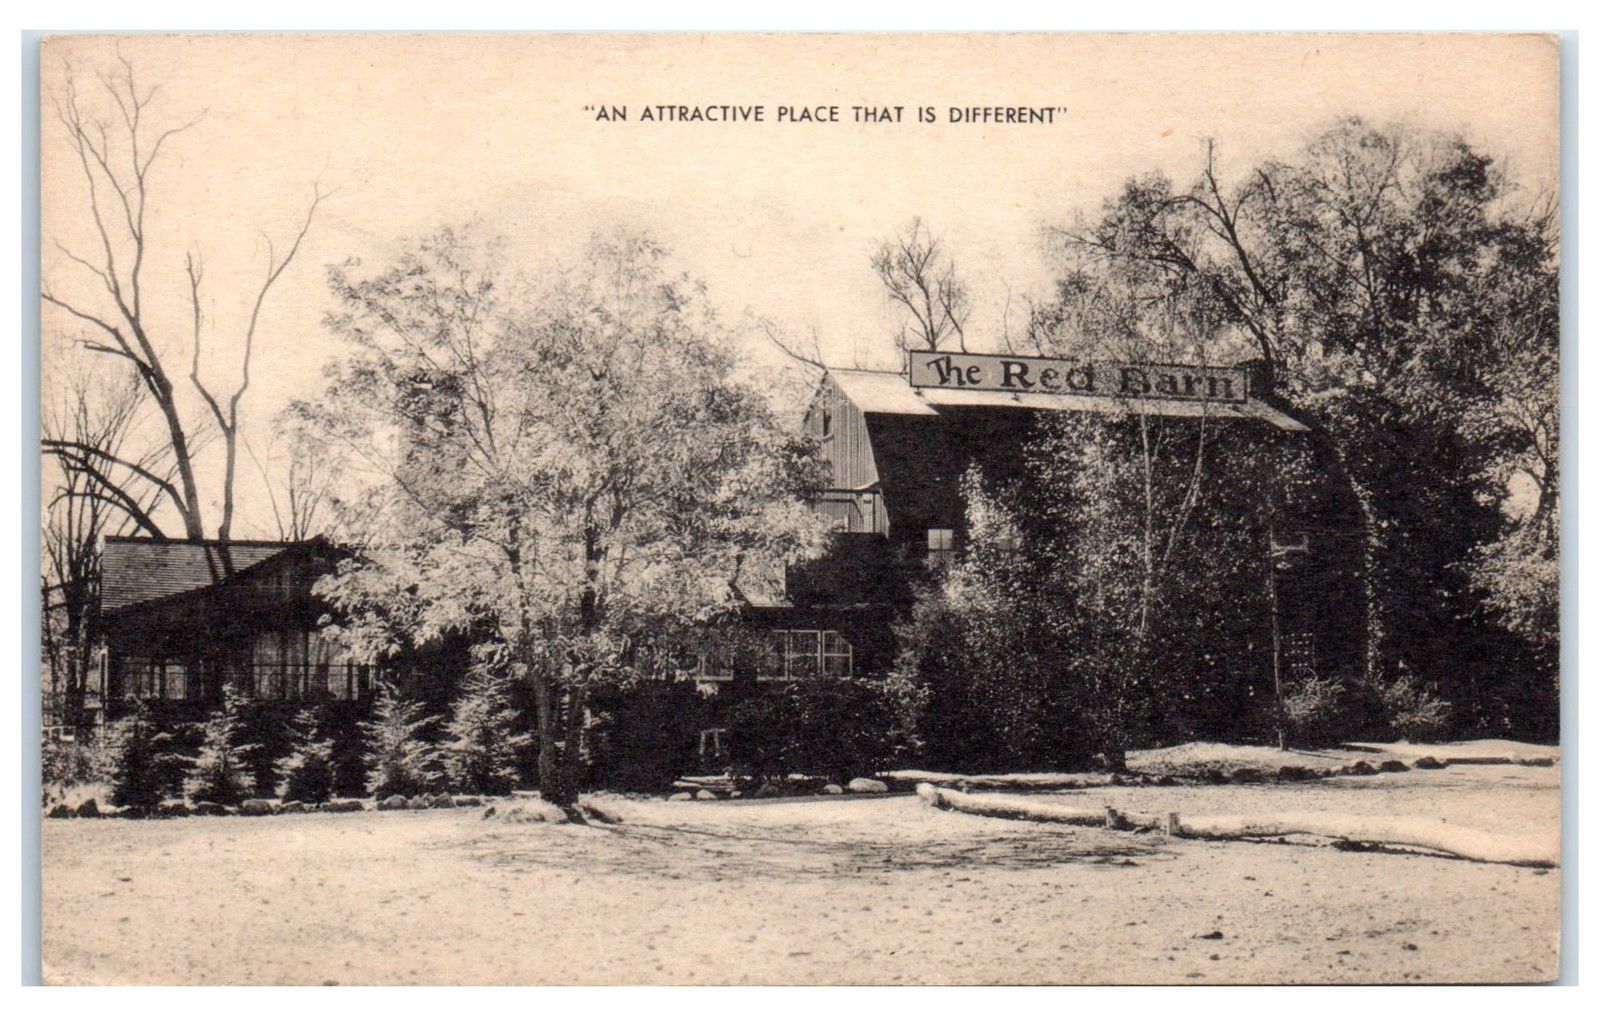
[1308,425,1385,687]
[547,682,589,808]
[531,659,558,796]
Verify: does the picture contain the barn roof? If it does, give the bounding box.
[826,367,1308,431]
[100,537,310,614]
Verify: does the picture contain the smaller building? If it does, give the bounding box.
[99,536,376,715]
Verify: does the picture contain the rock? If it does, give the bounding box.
[580,799,625,824]
[1196,930,1224,940]
[822,784,844,795]
[1230,768,1263,784]
[694,789,718,801]
[1377,759,1410,773]
[1203,768,1230,784]
[322,799,364,813]
[847,778,889,794]
[481,805,498,819]
[280,801,307,814]
[46,803,73,819]
[1277,765,1315,782]
[239,798,280,816]
[1412,756,1446,770]
[496,801,567,824]
[191,802,229,816]
[74,798,100,818]
[753,783,783,799]
[452,795,483,808]
[407,795,432,810]
[377,794,409,811]
[667,792,692,802]
[1343,761,1379,776]
[429,793,456,809]
[1155,774,1180,787]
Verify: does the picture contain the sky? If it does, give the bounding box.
[39,33,1561,540]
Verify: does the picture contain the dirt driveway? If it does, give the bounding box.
[42,766,1560,985]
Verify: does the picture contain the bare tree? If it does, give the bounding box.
[871,218,971,353]
[245,423,345,543]
[41,55,321,545]
[42,360,176,730]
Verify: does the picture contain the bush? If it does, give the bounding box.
[184,688,257,807]
[362,683,441,798]
[586,678,712,791]
[1279,672,1348,747]
[443,668,530,796]
[728,677,905,787]
[105,703,184,815]
[42,737,102,789]
[1382,670,1452,742]
[278,709,338,804]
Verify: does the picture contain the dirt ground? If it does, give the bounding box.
[41,764,1560,985]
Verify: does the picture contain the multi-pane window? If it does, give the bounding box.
[120,659,191,700]
[754,629,853,681]
[927,527,956,568]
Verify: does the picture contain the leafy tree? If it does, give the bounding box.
[184,687,257,806]
[104,702,182,814]
[278,709,338,804]
[362,683,441,799]
[1043,120,1557,736]
[443,663,530,796]
[296,227,827,806]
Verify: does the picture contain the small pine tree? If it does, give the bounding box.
[104,702,182,815]
[184,687,258,807]
[278,708,338,804]
[443,668,530,795]
[362,683,440,798]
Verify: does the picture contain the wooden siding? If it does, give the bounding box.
[804,375,880,490]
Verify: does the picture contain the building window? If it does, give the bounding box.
[927,527,956,568]
[820,409,833,438]
[695,650,734,681]
[755,629,854,681]
[161,662,188,700]
[822,631,853,677]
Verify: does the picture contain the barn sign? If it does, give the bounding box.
[907,350,1250,405]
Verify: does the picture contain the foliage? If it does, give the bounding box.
[184,687,259,807]
[1379,668,1453,743]
[1279,673,1349,748]
[278,709,338,804]
[1042,119,1559,738]
[443,663,530,796]
[296,226,829,804]
[727,677,908,787]
[585,678,713,792]
[42,737,102,790]
[101,704,185,813]
[361,683,442,799]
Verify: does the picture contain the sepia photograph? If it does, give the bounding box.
[33,32,1562,985]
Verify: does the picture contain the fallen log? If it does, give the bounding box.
[889,770,1117,791]
[1175,812,1558,868]
[915,784,1557,868]
[916,784,1104,825]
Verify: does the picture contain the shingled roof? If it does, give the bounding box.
[100,537,306,614]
